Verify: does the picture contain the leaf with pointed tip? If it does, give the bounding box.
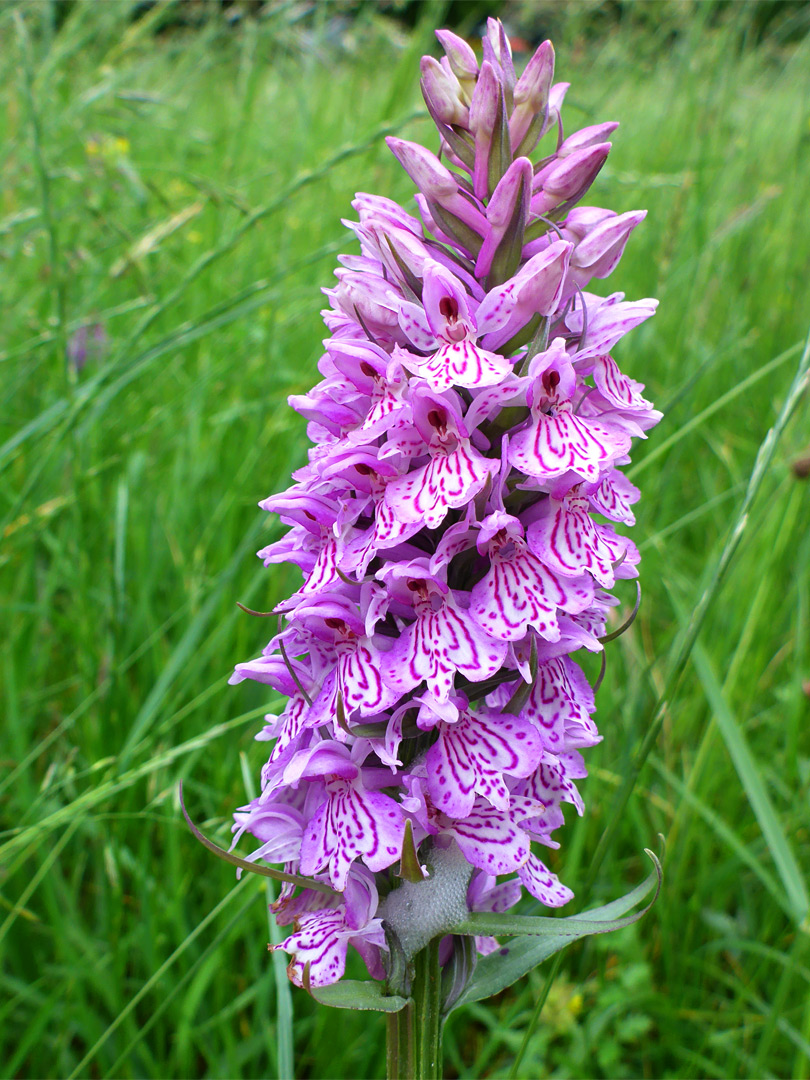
[505,632,537,715]
[488,87,511,196]
[179,783,335,895]
[428,199,483,257]
[397,819,428,883]
[450,850,662,1009]
[309,980,411,1012]
[441,934,477,1015]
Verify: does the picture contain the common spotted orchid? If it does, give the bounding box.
[209,19,662,1070]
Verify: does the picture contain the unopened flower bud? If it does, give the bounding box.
[475,156,533,283]
[510,40,555,154]
[385,137,488,247]
[558,121,619,158]
[483,16,515,96]
[420,55,469,127]
[531,142,611,217]
[435,29,479,96]
[469,62,510,200]
[567,208,647,285]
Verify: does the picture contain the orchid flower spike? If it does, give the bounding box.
[224,20,660,996]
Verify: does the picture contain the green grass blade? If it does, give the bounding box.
[691,643,809,926]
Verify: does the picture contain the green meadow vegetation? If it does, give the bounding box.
[2,2,809,1077]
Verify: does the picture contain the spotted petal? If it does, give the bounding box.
[517,854,573,907]
[509,407,630,484]
[527,494,618,587]
[470,542,593,642]
[426,710,543,818]
[442,799,531,875]
[402,341,512,392]
[339,638,401,718]
[521,657,597,754]
[587,469,639,525]
[382,596,507,702]
[520,750,587,816]
[591,354,654,411]
[300,780,406,890]
[385,446,499,529]
[274,907,386,988]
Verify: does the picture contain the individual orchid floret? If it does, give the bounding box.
[378,566,507,703]
[508,338,632,484]
[384,391,500,528]
[274,866,386,987]
[469,511,593,643]
[424,700,544,818]
[397,261,512,390]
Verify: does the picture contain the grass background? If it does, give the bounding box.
[2,1,809,1077]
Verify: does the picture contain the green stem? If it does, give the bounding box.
[386,939,443,1080]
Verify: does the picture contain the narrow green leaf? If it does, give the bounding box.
[691,643,810,926]
[452,851,662,1009]
[648,752,788,916]
[309,980,411,1013]
[179,784,335,895]
[397,820,428,884]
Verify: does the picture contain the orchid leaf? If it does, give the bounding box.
[451,850,662,1009]
[178,783,335,895]
[397,819,428,884]
[309,980,411,1013]
[487,165,529,288]
[427,199,483,257]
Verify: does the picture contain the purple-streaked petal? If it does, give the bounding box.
[517,854,573,907]
[426,709,543,817]
[385,446,499,529]
[509,407,631,484]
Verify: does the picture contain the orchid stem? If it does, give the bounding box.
[386,939,443,1080]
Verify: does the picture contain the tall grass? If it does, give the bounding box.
[2,3,809,1077]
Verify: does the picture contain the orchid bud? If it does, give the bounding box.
[420,55,469,128]
[531,142,611,217]
[475,156,533,284]
[510,40,555,155]
[419,55,476,168]
[386,137,487,255]
[435,28,478,97]
[558,121,619,158]
[567,208,647,286]
[333,269,405,345]
[546,81,570,143]
[483,16,515,98]
[469,61,511,200]
[385,137,458,200]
